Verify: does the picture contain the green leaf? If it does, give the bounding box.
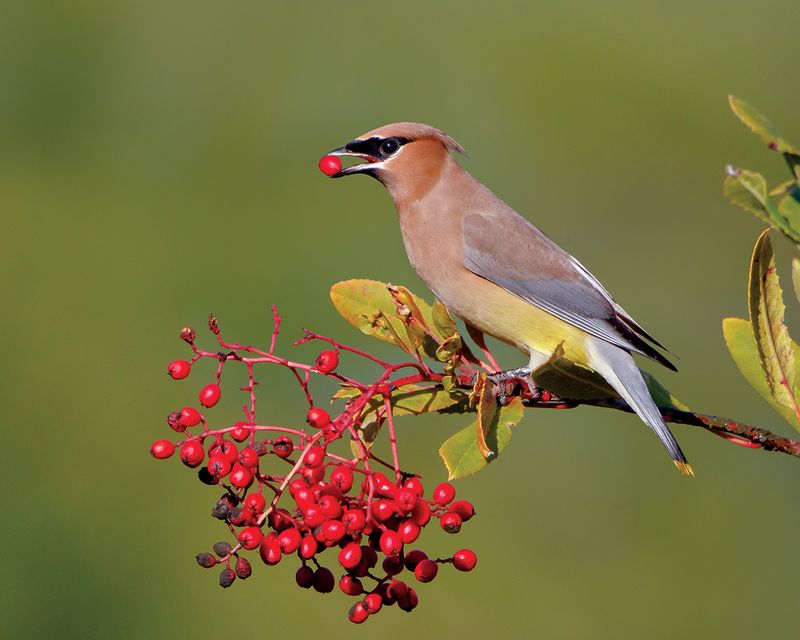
[793,257,800,304]
[640,372,689,411]
[331,385,361,402]
[723,168,800,242]
[431,300,457,340]
[439,398,523,480]
[362,385,469,419]
[729,96,800,155]
[747,230,800,423]
[723,317,800,430]
[350,416,381,457]
[777,187,800,237]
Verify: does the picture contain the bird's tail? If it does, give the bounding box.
[587,338,694,477]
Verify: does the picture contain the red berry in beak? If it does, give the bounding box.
[318,155,342,177]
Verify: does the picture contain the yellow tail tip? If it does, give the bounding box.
[674,460,695,477]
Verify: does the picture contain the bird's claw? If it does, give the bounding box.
[484,367,542,404]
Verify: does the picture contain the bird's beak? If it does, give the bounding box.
[326,140,383,178]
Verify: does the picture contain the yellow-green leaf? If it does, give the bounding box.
[777,188,800,238]
[723,169,800,243]
[439,398,523,480]
[435,334,462,363]
[363,385,469,418]
[729,96,800,155]
[747,230,800,421]
[350,416,382,457]
[793,257,800,304]
[471,374,498,459]
[723,317,800,430]
[331,385,361,402]
[432,300,457,340]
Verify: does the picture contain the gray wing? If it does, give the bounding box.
[462,211,675,370]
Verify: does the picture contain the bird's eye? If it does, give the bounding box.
[380,139,400,156]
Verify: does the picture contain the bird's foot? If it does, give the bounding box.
[485,367,542,405]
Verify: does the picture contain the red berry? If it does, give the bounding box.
[258,535,282,565]
[410,500,431,526]
[313,567,335,593]
[179,407,202,427]
[397,587,419,612]
[272,436,294,458]
[339,575,363,596]
[403,477,424,497]
[315,349,339,373]
[371,472,396,498]
[453,548,478,572]
[319,494,342,519]
[414,559,438,583]
[268,508,293,531]
[199,383,221,408]
[379,530,403,556]
[394,488,417,513]
[361,545,378,568]
[318,155,343,177]
[278,528,302,554]
[296,565,314,588]
[433,482,456,506]
[304,446,325,469]
[303,504,326,528]
[238,447,259,468]
[306,407,331,429]
[167,359,191,380]
[239,526,263,550]
[231,423,251,442]
[347,601,369,624]
[322,520,346,543]
[244,492,266,513]
[398,519,421,544]
[299,534,318,559]
[440,511,462,534]
[208,440,238,463]
[330,465,354,492]
[342,508,366,534]
[403,549,428,571]
[450,500,475,522]
[363,593,382,614]
[382,554,404,576]
[150,440,175,459]
[207,454,231,478]
[229,463,254,488]
[387,579,408,600]
[179,441,205,467]
[293,487,315,509]
[338,542,363,570]
[371,499,394,522]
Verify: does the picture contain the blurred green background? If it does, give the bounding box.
[3,1,800,638]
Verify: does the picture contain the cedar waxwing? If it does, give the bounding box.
[325,123,692,475]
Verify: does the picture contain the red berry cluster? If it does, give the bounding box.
[150,314,478,622]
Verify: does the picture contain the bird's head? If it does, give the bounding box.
[325,122,467,200]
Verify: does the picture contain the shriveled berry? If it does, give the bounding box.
[453,548,478,571]
[150,440,175,459]
[397,587,419,612]
[244,492,266,513]
[238,447,259,468]
[450,500,475,522]
[304,446,325,469]
[398,519,421,544]
[433,482,456,506]
[213,541,232,557]
[313,567,335,593]
[295,565,314,588]
[348,600,369,624]
[273,436,293,458]
[235,556,252,579]
[440,511,462,534]
[167,359,191,380]
[330,465,354,492]
[229,463,254,489]
[379,530,403,556]
[306,407,331,429]
[339,575,363,596]
[318,155,342,177]
[219,567,236,588]
[414,559,438,583]
[195,552,216,568]
[180,441,205,468]
[278,528,302,554]
[363,592,383,614]
[179,406,202,427]
[167,411,184,432]
[403,549,428,571]
[315,349,339,373]
[338,542,362,570]
[199,383,221,408]
[229,507,247,526]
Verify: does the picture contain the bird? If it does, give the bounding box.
[324,122,692,476]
